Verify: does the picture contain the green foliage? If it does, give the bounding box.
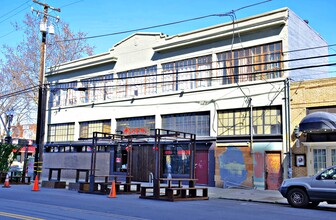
[0,143,22,173]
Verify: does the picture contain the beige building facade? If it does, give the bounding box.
[290,77,336,177]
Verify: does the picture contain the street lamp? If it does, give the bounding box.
[5,109,14,144]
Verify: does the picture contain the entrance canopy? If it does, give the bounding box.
[299,112,336,132]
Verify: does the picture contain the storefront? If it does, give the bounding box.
[299,112,336,176]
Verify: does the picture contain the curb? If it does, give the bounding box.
[217,196,288,205]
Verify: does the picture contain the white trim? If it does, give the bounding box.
[301,142,336,147]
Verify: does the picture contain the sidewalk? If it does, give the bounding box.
[208,187,287,204]
[207,187,336,209]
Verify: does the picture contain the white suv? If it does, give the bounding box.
[279,165,336,208]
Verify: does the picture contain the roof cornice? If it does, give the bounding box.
[153,8,288,53]
[46,52,117,76]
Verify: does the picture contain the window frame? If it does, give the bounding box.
[47,123,75,142]
[162,111,210,136]
[79,120,111,139]
[217,106,282,136]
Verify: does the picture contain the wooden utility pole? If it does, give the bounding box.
[32,0,60,178]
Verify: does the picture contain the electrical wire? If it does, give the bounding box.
[0,0,80,40]
[54,0,272,43]
[0,0,30,22]
[47,52,336,87]
[58,0,84,10]
[2,52,335,100]
[46,42,336,81]
[0,85,39,99]
[4,61,328,102]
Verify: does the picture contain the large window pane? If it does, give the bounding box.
[218,109,249,136]
[217,42,282,84]
[218,106,282,136]
[313,149,326,174]
[162,112,210,136]
[162,55,212,93]
[332,149,336,166]
[79,120,111,138]
[48,123,75,142]
[163,144,190,175]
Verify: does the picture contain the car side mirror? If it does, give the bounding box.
[316,175,321,180]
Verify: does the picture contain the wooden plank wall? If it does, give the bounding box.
[131,145,156,181]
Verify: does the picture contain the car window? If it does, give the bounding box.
[320,167,336,180]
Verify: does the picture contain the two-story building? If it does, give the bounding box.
[43,8,328,189]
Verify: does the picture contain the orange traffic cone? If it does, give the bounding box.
[2,173,10,188]
[108,180,116,198]
[32,175,40,191]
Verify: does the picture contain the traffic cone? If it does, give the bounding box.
[108,180,116,198]
[32,175,40,191]
[2,173,10,188]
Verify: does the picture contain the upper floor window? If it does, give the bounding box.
[218,106,282,136]
[253,107,282,135]
[218,109,250,136]
[50,82,78,107]
[47,123,75,142]
[50,74,114,107]
[79,120,111,138]
[162,112,210,136]
[80,74,114,104]
[216,42,282,84]
[116,66,157,98]
[161,55,212,93]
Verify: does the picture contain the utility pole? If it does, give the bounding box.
[32,0,60,178]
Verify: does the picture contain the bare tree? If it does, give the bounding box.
[0,13,94,132]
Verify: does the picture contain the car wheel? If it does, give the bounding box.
[308,202,320,208]
[287,188,309,208]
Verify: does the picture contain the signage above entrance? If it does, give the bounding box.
[123,127,149,135]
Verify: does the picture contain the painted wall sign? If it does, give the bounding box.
[123,127,148,135]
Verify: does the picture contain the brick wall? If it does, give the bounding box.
[290,77,336,177]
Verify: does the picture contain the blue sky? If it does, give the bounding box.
[1,0,336,76]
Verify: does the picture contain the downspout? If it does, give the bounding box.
[249,98,254,187]
[285,78,292,178]
[249,98,253,153]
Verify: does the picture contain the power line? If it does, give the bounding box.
[0,60,336,99]
[2,48,334,99]
[59,0,84,9]
[0,29,17,39]
[0,0,82,40]
[284,44,336,54]
[48,52,336,86]
[59,62,335,90]
[55,0,271,43]
[0,0,30,21]
[0,85,39,99]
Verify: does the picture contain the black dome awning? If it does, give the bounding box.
[299,112,336,132]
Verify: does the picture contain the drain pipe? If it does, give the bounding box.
[148,172,154,186]
[285,78,292,178]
